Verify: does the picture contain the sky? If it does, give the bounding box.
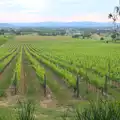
[0,0,119,23]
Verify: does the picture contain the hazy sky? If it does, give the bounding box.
[0,0,119,22]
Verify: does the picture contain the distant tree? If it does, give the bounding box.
[106,40,109,43]
[60,31,66,36]
[110,32,120,42]
[81,33,91,39]
[108,6,120,29]
[15,31,22,35]
[100,37,104,40]
[0,29,5,35]
[72,34,80,38]
[111,34,116,39]
[82,35,85,39]
[111,33,116,39]
[108,2,120,42]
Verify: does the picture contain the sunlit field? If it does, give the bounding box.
[15,35,73,41]
[2,35,120,101]
[0,35,120,119]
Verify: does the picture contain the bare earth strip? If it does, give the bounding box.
[22,50,45,100]
[0,55,17,100]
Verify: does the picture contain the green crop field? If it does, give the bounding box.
[1,35,120,119]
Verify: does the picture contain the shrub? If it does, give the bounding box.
[16,99,36,120]
[72,35,80,38]
[62,100,120,120]
[100,37,104,40]
[106,40,109,43]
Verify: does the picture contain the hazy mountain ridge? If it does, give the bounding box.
[0,22,114,28]
[0,23,13,28]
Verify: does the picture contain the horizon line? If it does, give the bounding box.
[0,21,114,23]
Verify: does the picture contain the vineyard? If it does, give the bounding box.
[0,35,120,107]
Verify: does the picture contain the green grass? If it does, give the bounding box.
[0,106,15,120]
[0,36,9,45]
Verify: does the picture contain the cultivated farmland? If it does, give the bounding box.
[0,35,120,108]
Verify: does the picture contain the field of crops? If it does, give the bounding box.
[0,35,120,106]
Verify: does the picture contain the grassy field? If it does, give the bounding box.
[0,36,9,45]
[0,35,120,119]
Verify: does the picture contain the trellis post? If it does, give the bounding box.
[104,75,108,94]
[76,74,80,98]
[44,74,47,97]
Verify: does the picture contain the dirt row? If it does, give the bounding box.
[0,54,17,99]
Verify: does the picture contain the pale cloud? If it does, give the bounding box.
[0,12,110,23]
[0,0,118,22]
[0,0,52,13]
[68,14,110,22]
[16,0,51,13]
